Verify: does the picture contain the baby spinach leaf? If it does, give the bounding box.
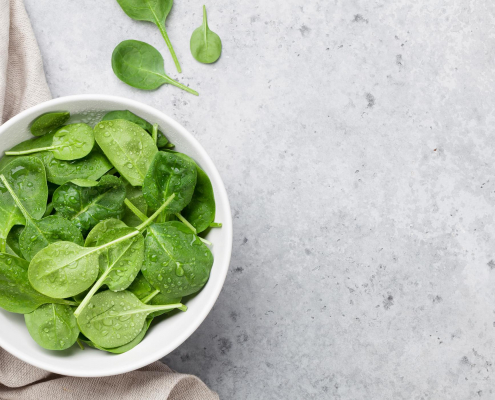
[128,272,181,318]
[52,175,126,234]
[101,110,172,149]
[143,151,197,214]
[28,242,101,299]
[122,179,148,227]
[116,0,181,73]
[25,303,79,350]
[190,6,222,64]
[73,221,144,318]
[77,290,185,348]
[30,111,70,137]
[0,253,75,314]
[0,157,48,252]
[41,149,113,185]
[181,165,215,233]
[111,40,198,96]
[0,174,84,261]
[142,221,213,301]
[6,124,95,161]
[94,119,158,186]
[0,135,112,185]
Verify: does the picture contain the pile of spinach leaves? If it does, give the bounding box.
[0,110,220,353]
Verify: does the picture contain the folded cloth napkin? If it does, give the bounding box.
[0,1,218,398]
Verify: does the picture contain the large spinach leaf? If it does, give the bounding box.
[77,290,185,348]
[143,151,197,214]
[142,221,213,301]
[101,110,171,149]
[94,119,158,186]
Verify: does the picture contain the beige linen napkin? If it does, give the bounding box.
[0,1,218,398]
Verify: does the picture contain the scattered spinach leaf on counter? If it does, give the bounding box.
[112,40,198,96]
[190,5,222,64]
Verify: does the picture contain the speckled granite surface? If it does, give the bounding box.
[24,0,495,398]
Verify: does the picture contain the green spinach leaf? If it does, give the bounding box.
[77,290,185,348]
[94,119,158,186]
[30,111,70,137]
[116,0,181,73]
[190,6,222,64]
[6,124,95,161]
[25,303,79,350]
[181,165,215,233]
[143,151,197,214]
[0,157,48,252]
[0,253,75,314]
[101,110,172,149]
[0,174,84,261]
[52,175,126,234]
[112,40,198,96]
[142,221,213,301]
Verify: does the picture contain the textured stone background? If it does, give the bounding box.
[25,0,495,398]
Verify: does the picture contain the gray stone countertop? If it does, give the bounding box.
[24,0,495,398]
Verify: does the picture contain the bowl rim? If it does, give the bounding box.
[0,94,233,377]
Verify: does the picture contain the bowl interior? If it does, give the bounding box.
[0,95,232,377]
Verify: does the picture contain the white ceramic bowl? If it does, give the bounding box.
[0,95,232,377]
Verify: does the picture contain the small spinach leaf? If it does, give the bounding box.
[116,0,181,73]
[6,124,95,161]
[77,290,185,348]
[30,111,70,137]
[25,303,79,350]
[142,221,213,301]
[101,110,172,148]
[94,119,158,186]
[190,6,222,64]
[0,174,84,261]
[0,253,75,314]
[181,165,215,233]
[52,175,126,234]
[112,40,198,96]
[143,151,197,214]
